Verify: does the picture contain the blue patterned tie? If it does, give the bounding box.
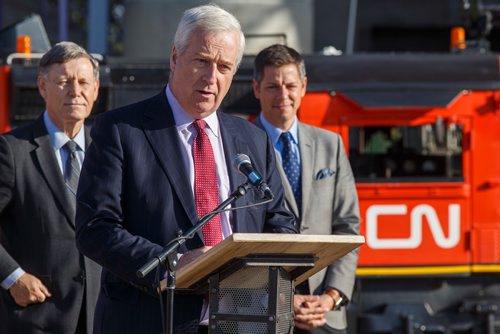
[280,132,302,211]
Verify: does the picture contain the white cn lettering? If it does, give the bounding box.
[366,204,460,249]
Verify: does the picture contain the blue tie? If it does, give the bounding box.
[280,132,301,211]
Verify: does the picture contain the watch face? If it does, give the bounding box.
[333,296,344,310]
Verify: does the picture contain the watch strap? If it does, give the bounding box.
[325,289,344,311]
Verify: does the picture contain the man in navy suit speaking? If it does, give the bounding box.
[75,4,296,334]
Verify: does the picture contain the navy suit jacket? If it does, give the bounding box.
[75,91,297,334]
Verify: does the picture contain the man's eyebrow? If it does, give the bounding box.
[198,52,234,67]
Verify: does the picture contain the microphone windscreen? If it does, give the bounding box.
[232,153,251,172]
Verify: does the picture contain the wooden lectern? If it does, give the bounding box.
[173,233,364,334]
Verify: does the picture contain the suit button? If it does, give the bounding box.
[73,272,86,283]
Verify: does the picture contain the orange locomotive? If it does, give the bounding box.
[298,53,500,333]
[2,38,500,333]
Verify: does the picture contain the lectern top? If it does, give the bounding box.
[176,233,364,289]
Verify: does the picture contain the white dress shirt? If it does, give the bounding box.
[165,85,233,325]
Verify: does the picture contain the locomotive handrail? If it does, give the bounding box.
[6,52,103,65]
[6,53,44,65]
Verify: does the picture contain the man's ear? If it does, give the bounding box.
[37,75,47,102]
[170,46,178,71]
[93,79,100,102]
[252,79,260,99]
[301,76,308,97]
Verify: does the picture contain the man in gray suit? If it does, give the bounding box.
[253,44,360,334]
[0,41,101,334]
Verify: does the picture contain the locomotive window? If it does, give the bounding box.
[349,123,463,182]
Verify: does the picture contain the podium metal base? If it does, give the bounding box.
[207,255,315,334]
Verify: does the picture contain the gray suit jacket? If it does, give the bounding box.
[0,116,101,334]
[256,118,360,330]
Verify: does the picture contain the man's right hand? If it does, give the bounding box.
[8,273,51,307]
[177,246,212,270]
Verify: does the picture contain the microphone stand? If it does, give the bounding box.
[136,182,253,334]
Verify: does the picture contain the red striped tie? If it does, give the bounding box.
[192,119,223,246]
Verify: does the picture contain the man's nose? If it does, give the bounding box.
[67,81,82,96]
[278,85,288,98]
[203,63,217,84]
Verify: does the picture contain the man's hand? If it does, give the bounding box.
[177,246,212,270]
[293,294,333,330]
[9,273,52,307]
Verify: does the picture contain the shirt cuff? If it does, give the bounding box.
[1,267,25,290]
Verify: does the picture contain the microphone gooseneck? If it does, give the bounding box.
[233,154,274,199]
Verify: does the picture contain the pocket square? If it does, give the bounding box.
[315,168,335,180]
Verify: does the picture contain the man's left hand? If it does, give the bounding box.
[293,294,333,329]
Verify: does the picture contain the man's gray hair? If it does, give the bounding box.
[39,41,99,80]
[173,4,246,70]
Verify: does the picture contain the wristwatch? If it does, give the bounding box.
[325,289,345,311]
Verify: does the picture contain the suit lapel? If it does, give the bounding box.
[84,123,91,149]
[298,123,315,227]
[253,117,299,218]
[276,156,299,218]
[218,112,249,232]
[142,92,198,225]
[32,117,76,225]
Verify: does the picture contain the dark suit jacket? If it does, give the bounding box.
[75,91,297,334]
[0,116,101,334]
[255,118,360,330]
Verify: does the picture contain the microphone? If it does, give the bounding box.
[233,154,274,199]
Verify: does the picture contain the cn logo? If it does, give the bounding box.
[366,204,460,249]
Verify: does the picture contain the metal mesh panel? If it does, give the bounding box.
[217,267,270,315]
[218,321,268,334]
[11,87,43,121]
[210,265,294,334]
[277,269,292,315]
[278,319,292,334]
